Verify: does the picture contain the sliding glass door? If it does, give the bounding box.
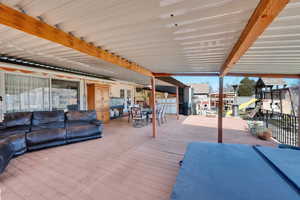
[4,74,81,113]
[5,74,50,112]
[51,79,80,111]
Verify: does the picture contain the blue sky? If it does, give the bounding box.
[174,76,299,92]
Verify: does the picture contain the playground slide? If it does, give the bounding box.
[226,98,257,116]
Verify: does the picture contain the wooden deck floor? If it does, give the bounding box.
[0,115,274,200]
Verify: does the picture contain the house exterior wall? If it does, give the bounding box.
[0,62,138,120]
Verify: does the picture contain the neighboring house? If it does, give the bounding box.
[256,78,286,89]
[255,78,295,115]
[190,84,210,115]
[210,92,235,111]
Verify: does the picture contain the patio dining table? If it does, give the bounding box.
[141,107,152,114]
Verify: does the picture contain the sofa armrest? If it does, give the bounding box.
[0,123,5,130]
[90,120,103,126]
[0,139,14,174]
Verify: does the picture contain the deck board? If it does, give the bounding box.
[0,115,274,200]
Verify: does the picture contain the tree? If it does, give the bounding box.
[238,77,256,96]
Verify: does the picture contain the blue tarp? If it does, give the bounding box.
[256,146,300,192]
[170,142,300,200]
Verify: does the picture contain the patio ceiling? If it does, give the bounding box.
[0,24,154,84]
[0,0,297,83]
[231,0,300,75]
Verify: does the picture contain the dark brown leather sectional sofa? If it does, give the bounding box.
[0,110,103,174]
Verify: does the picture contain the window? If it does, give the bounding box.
[120,89,125,98]
[127,90,131,98]
[51,79,79,111]
[5,74,50,113]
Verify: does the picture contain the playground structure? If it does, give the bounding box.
[255,78,296,117]
[226,78,297,118]
[226,98,257,117]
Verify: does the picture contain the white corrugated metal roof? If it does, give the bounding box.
[0,0,298,82]
[0,24,151,84]
[231,0,300,75]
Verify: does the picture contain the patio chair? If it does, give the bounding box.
[128,109,132,123]
[150,104,164,126]
[128,105,139,123]
[157,104,164,125]
[131,107,147,128]
[162,104,168,124]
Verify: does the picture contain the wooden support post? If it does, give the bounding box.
[176,86,179,120]
[218,77,224,143]
[298,84,300,147]
[151,77,157,138]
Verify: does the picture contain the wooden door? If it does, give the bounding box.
[95,86,103,111]
[87,84,95,110]
[97,85,110,122]
[101,87,110,122]
[87,84,110,123]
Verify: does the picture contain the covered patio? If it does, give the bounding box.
[0,115,274,200]
[0,0,300,199]
[0,0,298,142]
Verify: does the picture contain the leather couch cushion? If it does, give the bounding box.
[26,128,66,146]
[0,133,26,156]
[32,111,65,126]
[91,120,102,126]
[0,138,14,174]
[0,125,30,135]
[28,140,66,151]
[66,124,102,139]
[31,121,65,131]
[4,112,32,128]
[66,121,91,127]
[0,123,5,129]
[66,110,97,121]
[66,120,102,127]
[67,135,101,144]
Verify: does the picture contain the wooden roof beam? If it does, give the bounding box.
[154,72,219,77]
[0,3,153,77]
[227,73,300,78]
[220,0,289,76]
[154,72,300,78]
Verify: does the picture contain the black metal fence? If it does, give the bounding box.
[259,111,298,146]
